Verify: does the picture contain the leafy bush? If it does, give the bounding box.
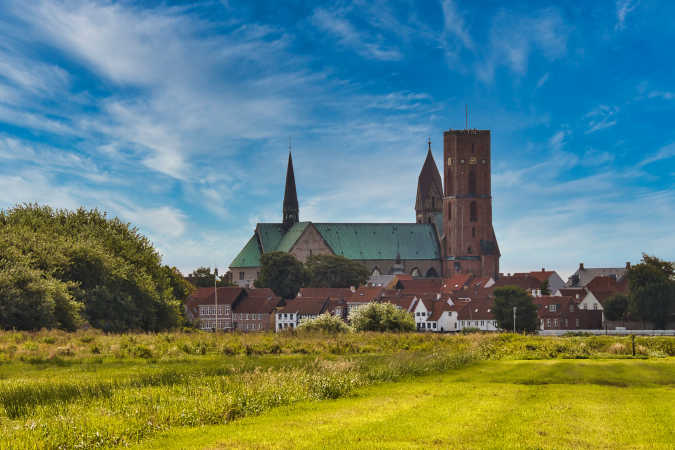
[0,204,185,331]
[297,313,352,333]
[461,327,481,334]
[349,303,415,332]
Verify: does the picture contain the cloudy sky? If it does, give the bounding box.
[0,0,673,278]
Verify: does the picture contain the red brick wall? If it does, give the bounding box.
[442,129,499,279]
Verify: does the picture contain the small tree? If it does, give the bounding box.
[186,267,230,288]
[603,293,630,322]
[540,280,550,296]
[349,302,415,332]
[297,313,351,333]
[493,286,538,332]
[627,254,674,329]
[305,254,369,288]
[255,252,308,299]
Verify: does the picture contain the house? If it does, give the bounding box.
[231,290,280,332]
[275,297,329,331]
[566,262,630,287]
[427,301,458,332]
[456,298,499,331]
[344,286,385,316]
[493,274,544,297]
[534,296,602,330]
[412,296,435,331]
[184,287,245,331]
[516,268,565,294]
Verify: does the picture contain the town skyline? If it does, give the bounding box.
[0,1,672,278]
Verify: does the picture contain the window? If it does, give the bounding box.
[569,304,574,312]
[239,272,245,280]
[553,319,559,328]
[576,318,580,328]
[446,172,452,195]
[467,246,472,254]
[470,201,477,222]
[564,318,568,328]
[432,323,437,329]
[468,170,476,195]
[448,204,451,220]
[472,227,476,238]
[549,304,557,312]
[546,319,551,328]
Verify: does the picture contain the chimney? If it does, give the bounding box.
[626,262,631,269]
[579,263,584,271]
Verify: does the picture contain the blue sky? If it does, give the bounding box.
[0,0,673,278]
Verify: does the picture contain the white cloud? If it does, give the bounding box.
[441,0,475,61]
[638,143,675,168]
[584,105,619,134]
[536,73,550,89]
[615,0,638,31]
[311,7,402,61]
[647,90,674,100]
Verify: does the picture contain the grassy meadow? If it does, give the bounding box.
[0,330,673,449]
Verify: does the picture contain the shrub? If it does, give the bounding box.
[461,327,481,334]
[349,303,415,332]
[297,314,351,333]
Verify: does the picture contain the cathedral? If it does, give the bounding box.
[230,128,500,287]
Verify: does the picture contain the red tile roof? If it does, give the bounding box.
[345,286,384,303]
[279,297,329,315]
[428,301,453,321]
[298,287,351,299]
[395,278,443,293]
[441,274,473,292]
[523,270,557,283]
[456,298,495,320]
[232,296,279,314]
[494,274,541,290]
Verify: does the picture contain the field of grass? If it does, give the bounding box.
[0,330,673,449]
[141,359,675,449]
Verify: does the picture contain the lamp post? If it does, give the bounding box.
[214,267,218,332]
[513,306,517,333]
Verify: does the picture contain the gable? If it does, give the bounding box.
[288,223,334,262]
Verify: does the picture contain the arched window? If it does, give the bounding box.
[470,201,477,222]
[425,267,439,278]
[411,267,421,277]
[468,170,476,195]
[446,171,452,195]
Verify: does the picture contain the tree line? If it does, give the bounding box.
[0,204,193,332]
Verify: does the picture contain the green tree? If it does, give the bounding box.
[254,252,308,299]
[603,293,630,322]
[0,204,183,332]
[493,286,539,332]
[540,280,550,295]
[349,302,415,332]
[186,267,230,288]
[297,313,351,333]
[627,254,674,329]
[163,266,195,302]
[305,254,369,288]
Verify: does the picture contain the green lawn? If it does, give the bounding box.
[140,359,675,449]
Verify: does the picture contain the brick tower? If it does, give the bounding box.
[442,129,500,278]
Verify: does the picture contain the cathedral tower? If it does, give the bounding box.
[415,139,443,225]
[282,152,299,230]
[442,129,500,278]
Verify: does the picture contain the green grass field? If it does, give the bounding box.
[0,331,673,449]
[141,359,675,449]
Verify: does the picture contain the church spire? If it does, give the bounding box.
[415,138,443,224]
[283,150,299,230]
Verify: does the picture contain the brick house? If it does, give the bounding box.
[534,296,602,330]
[184,287,245,331]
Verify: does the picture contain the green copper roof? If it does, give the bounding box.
[276,222,310,252]
[230,235,262,268]
[255,223,285,253]
[313,223,440,260]
[230,222,441,269]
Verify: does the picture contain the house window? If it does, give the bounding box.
[564,318,568,328]
[470,201,477,222]
[432,323,437,329]
[576,318,580,328]
[546,319,551,328]
[549,304,557,312]
[239,272,245,280]
[569,304,574,312]
[553,319,559,328]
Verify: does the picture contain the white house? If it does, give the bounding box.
[275,298,328,331]
[456,299,499,331]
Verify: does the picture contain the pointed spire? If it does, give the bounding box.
[283,149,299,230]
[415,138,443,216]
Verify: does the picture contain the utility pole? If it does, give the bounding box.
[214,267,218,332]
[513,306,517,333]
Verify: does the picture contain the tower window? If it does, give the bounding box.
[468,170,476,195]
[472,227,476,237]
[468,246,472,254]
[447,205,451,220]
[470,201,478,222]
[446,170,452,195]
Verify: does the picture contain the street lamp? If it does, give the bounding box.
[513,306,517,333]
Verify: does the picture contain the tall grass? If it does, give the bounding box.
[0,330,672,449]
